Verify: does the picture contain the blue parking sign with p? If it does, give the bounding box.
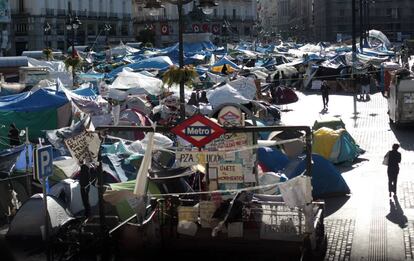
[34,145,53,180]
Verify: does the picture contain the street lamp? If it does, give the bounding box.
[145,0,218,122]
[66,14,81,82]
[43,22,51,48]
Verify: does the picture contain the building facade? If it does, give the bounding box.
[0,0,11,56]
[10,0,135,55]
[133,0,257,47]
[313,0,414,43]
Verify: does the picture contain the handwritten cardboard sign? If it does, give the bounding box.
[64,131,101,165]
[217,164,243,183]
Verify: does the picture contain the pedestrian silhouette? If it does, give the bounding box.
[386,195,407,228]
[320,80,330,110]
[385,143,401,197]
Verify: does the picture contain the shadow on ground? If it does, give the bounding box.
[323,196,350,217]
[335,157,369,174]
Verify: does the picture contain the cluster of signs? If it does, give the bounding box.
[172,106,256,189]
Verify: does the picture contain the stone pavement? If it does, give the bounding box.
[282,90,414,260]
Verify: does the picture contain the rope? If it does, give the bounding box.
[148,181,281,197]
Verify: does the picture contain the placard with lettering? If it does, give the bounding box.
[217,164,243,183]
[64,131,101,165]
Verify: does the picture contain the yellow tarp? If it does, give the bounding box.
[312,127,343,160]
[210,64,236,74]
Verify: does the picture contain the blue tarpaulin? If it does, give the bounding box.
[108,56,173,78]
[0,89,68,112]
[288,154,350,198]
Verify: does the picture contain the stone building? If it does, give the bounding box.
[10,0,135,55]
[133,0,257,47]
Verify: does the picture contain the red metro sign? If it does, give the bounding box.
[171,114,226,147]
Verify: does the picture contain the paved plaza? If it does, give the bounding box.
[284,90,414,260]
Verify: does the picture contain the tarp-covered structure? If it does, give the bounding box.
[7,194,73,240]
[312,127,363,164]
[0,89,71,149]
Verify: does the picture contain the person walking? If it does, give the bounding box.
[385,144,402,197]
[321,80,330,110]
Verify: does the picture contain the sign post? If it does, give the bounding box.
[33,145,53,261]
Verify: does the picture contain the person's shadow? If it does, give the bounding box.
[386,195,408,228]
[319,107,328,114]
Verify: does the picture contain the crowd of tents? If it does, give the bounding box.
[0,29,409,241]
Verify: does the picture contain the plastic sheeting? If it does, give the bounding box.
[279,175,313,208]
[7,194,73,240]
[49,179,99,215]
[287,154,350,198]
[108,56,173,78]
[313,127,363,164]
[109,69,163,96]
[207,84,251,108]
[0,88,68,112]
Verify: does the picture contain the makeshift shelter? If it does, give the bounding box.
[271,86,299,105]
[258,147,290,173]
[0,89,71,149]
[109,69,163,96]
[50,179,99,216]
[312,127,363,164]
[210,57,239,73]
[7,194,73,240]
[268,130,305,158]
[287,154,350,198]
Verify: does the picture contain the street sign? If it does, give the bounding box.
[171,114,226,148]
[34,145,53,180]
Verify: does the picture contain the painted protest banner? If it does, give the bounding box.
[64,131,101,165]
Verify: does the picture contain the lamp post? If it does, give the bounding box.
[43,22,51,48]
[145,0,218,122]
[66,3,81,83]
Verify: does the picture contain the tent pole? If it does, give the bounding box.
[25,127,32,196]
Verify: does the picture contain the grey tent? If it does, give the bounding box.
[7,194,73,240]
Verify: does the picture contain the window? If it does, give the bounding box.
[99,0,103,13]
[232,9,236,19]
[214,9,217,17]
[88,24,95,35]
[122,1,126,14]
[121,24,128,36]
[89,0,92,11]
[110,0,113,11]
[223,9,227,18]
[19,0,24,12]
[244,26,250,35]
[78,0,82,10]
[339,9,345,17]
